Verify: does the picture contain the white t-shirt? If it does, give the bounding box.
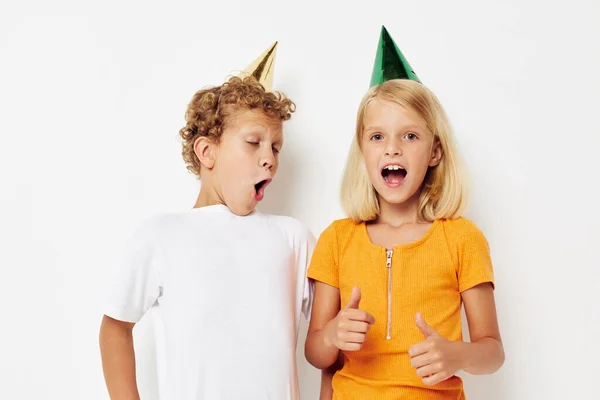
[103,204,315,400]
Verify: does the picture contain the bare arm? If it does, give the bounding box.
[409,283,504,386]
[305,282,374,369]
[99,315,140,400]
[305,281,342,369]
[460,282,505,375]
[319,352,344,400]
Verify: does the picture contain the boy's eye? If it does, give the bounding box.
[247,141,259,146]
[272,147,280,154]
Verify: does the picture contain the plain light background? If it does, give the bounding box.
[1,0,599,399]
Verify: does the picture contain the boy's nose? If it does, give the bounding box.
[260,154,275,169]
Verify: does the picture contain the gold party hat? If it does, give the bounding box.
[238,41,278,91]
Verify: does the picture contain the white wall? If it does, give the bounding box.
[1,0,599,399]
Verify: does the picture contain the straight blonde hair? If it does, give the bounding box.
[340,79,468,223]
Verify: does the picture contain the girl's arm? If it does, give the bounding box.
[319,352,344,400]
[305,281,342,369]
[408,282,504,385]
[305,282,374,370]
[459,282,505,374]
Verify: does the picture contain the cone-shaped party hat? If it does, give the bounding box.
[370,26,420,87]
[239,41,278,91]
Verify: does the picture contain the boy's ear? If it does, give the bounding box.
[429,138,443,167]
[194,136,216,169]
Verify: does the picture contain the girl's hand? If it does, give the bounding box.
[408,312,465,386]
[324,287,375,351]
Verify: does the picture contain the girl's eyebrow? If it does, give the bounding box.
[364,125,385,132]
[401,124,423,131]
[364,124,423,132]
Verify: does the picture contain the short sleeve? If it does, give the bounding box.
[103,219,163,323]
[456,220,495,293]
[307,221,340,289]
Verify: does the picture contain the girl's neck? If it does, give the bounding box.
[376,191,424,227]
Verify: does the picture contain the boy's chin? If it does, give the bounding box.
[227,203,256,216]
[223,197,257,216]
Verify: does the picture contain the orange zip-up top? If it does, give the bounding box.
[307,217,494,399]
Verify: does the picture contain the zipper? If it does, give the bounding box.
[386,249,393,340]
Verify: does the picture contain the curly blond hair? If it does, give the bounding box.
[179,76,296,177]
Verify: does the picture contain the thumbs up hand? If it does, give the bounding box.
[345,286,363,309]
[324,287,376,351]
[415,312,438,338]
[408,313,463,386]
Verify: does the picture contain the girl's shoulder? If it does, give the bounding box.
[319,217,359,237]
[438,217,490,253]
[318,217,363,247]
[328,217,358,232]
[439,216,484,236]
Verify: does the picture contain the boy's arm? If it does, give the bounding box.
[99,315,141,400]
[319,352,344,400]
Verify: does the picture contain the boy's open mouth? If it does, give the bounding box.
[254,179,271,201]
[381,165,407,186]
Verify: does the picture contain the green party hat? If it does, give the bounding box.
[370,26,420,87]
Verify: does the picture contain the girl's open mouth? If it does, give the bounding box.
[381,165,407,187]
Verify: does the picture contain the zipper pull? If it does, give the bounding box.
[386,249,393,268]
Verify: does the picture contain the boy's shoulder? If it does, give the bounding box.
[132,211,188,233]
[126,210,209,243]
[139,205,236,228]
[258,212,314,241]
[127,213,168,239]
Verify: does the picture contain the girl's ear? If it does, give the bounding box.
[429,138,443,167]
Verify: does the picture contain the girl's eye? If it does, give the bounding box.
[370,133,383,141]
[405,133,418,140]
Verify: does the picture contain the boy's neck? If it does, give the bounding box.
[193,180,223,209]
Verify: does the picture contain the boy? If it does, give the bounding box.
[99,43,315,400]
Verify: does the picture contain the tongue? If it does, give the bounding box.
[387,170,405,184]
[256,185,266,200]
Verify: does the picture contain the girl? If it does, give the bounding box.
[304,52,504,398]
